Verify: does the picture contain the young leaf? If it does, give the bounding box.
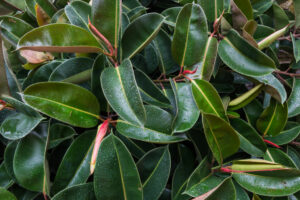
[256,99,288,136]
[122,13,164,59]
[137,147,171,200]
[94,134,143,200]
[92,0,121,49]
[101,59,146,126]
[218,30,276,76]
[23,82,100,128]
[202,113,240,165]
[172,3,208,67]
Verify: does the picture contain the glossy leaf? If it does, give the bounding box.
[101,59,146,125]
[17,24,104,53]
[233,166,300,196]
[153,30,179,75]
[51,130,95,195]
[49,57,93,82]
[0,163,13,188]
[52,183,96,200]
[92,0,121,49]
[198,0,224,22]
[0,188,17,200]
[65,1,91,29]
[13,134,47,192]
[117,105,187,143]
[202,113,240,164]
[231,118,267,157]
[48,123,76,149]
[0,16,33,47]
[288,78,300,117]
[3,141,17,182]
[256,99,288,136]
[23,82,100,128]
[264,148,297,168]
[264,125,300,145]
[172,3,208,67]
[161,7,181,27]
[137,147,171,200]
[0,95,43,140]
[94,134,143,200]
[191,79,228,121]
[185,36,218,81]
[135,69,170,108]
[173,82,200,132]
[218,30,276,76]
[122,13,164,59]
[295,0,300,28]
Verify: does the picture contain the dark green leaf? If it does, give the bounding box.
[264,148,297,168]
[23,82,100,128]
[65,1,91,30]
[117,105,187,143]
[137,147,171,200]
[264,126,300,145]
[218,30,276,76]
[101,59,145,125]
[198,0,224,22]
[288,78,300,117]
[52,183,96,200]
[172,3,208,67]
[94,134,143,200]
[0,163,13,188]
[48,123,76,149]
[122,13,164,59]
[0,187,17,200]
[51,130,95,195]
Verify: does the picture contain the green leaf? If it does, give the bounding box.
[49,57,93,82]
[23,60,63,89]
[92,0,121,49]
[228,84,264,111]
[0,16,33,47]
[172,145,195,200]
[161,7,181,27]
[202,113,240,165]
[137,147,171,200]
[48,123,76,149]
[3,141,17,182]
[233,165,300,196]
[252,74,287,104]
[288,78,300,117]
[13,134,47,192]
[191,79,228,121]
[218,30,276,76]
[233,0,253,20]
[91,54,108,112]
[256,99,288,136]
[0,95,43,140]
[153,30,179,75]
[231,118,267,157]
[172,3,208,67]
[135,69,170,108]
[52,183,96,200]
[295,0,300,28]
[65,1,91,30]
[51,130,95,195]
[0,163,13,188]
[117,105,187,143]
[122,13,164,59]
[287,146,300,169]
[0,187,17,200]
[264,125,300,145]
[101,59,146,126]
[185,36,218,81]
[243,99,263,127]
[173,82,200,133]
[23,82,100,128]
[17,24,104,53]
[264,148,297,168]
[198,0,224,22]
[94,134,143,200]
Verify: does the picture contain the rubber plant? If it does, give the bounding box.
[2,0,300,199]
